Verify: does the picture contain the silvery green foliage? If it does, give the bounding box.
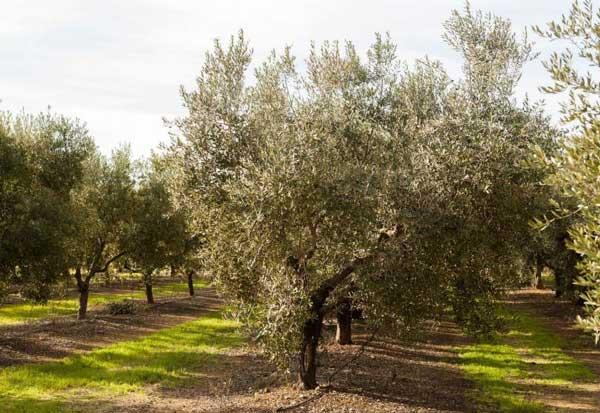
[123,158,188,277]
[534,0,600,343]
[170,6,553,371]
[0,111,95,301]
[443,1,535,115]
[535,0,600,127]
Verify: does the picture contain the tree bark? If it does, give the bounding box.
[299,315,323,389]
[335,297,353,345]
[75,268,91,320]
[187,270,195,297]
[295,256,372,389]
[144,273,154,304]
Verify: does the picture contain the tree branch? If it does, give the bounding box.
[97,250,128,273]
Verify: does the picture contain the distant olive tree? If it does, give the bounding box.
[534,0,600,343]
[0,111,94,301]
[123,158,188,304]
[68,147,136,319]
[151,152,206,297]
[170,4,553,389]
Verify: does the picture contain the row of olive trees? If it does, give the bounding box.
[532,0,600,343]
[0,112,202,318]
[165,4,560,388]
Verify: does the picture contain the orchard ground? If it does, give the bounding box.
[0,279,599,413]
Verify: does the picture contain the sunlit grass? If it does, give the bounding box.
[459,310,594,412]
[0,280,207,326]
[0,312,241,413]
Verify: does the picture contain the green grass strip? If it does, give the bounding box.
[0,281,207,325]
[0,311,241,413]
[459,309,595,412]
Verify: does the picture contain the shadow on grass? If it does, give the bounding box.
[0,312,242,413]
[0,281,208,325]
[460,310,597,413]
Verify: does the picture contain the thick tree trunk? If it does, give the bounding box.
[335,298,353,345]
[293,253,379,390]
[75,268,91,320]
[187,270,195,297]
[78,285,90,320]
[145,274,154,304]
[299,315,323,389]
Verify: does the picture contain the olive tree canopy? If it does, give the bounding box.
[169,4,554,388]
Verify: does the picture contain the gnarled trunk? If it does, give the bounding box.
[144,274,154,304]
[187,270,195,296]
[75,267,91,320]
[299,315,323,389]
[335,297,353,345]
[294,253,376,389]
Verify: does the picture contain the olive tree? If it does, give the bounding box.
[123,158,188,304]
[68,147,135,319]
[170,4,553,389]
[0,111,94,301]
[151,152,206,296]
[533,0,600,343]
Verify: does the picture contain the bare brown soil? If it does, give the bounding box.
[0,288,222,367]
[87,320,475,413]
[9,284,598,412]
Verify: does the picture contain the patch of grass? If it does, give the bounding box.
[0,312,241,413]
[0,280,208,325]
[459,309,594,412]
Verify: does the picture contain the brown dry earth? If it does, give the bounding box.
[0,285,475,413]
[86,320,475,413]
[3,285,599,412]
[0,288,222,367]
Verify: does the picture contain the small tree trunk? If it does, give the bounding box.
[187,270,195,297]
[534,260,544,289]
[75,268,91,320]
[144,273,155,304]
[555,270,565,297]
[298,315,323,389]
[78,285,90,320]
[170,264,176,278]
[335,298,353,345]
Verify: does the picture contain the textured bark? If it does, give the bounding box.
[335,298,353,345]
[78,285,89,320]
[187,270,195,296]
[299,315,323,389]
[75,268,91,320]
[294,227,398,389]
[145,275,155,304]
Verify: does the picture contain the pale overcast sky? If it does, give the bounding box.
[0,1,578,157]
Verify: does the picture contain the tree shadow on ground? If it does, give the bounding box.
[0,289,221,367]
[152,319,477,413]
[0,308,240,413]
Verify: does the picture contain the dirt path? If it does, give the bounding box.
[6,286,596,412]
[0,288,221,367]
[506,288,600,412]
[93,320,474,413]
